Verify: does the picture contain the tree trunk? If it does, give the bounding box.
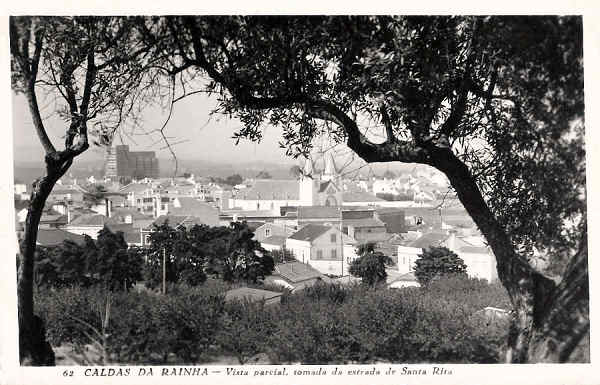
[18,159,70,365]
[525,233,589,362]
[427,147,589,363]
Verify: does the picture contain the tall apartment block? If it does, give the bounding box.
[105,145,159,179]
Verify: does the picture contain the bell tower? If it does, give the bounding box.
[298,158,319,206]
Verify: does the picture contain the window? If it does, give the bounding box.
[265,228,271,238]
[316,250,323,259]
[144,234,151,245]
[330,233,337,243]
[402,256,406,265]
[331,249,337,259]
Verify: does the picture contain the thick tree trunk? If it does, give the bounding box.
[18,159,70,365]
[427,147,589,363]
[525,234,589,362]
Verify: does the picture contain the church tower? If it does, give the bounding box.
[322,152,340,184]
[298,158,319,206]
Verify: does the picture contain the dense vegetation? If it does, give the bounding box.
[145,221,274,288]
[34,229,144,291]
[35,276,511,365]
[414,246,468,286]
[348,243,394,286]
[35,222,273,293]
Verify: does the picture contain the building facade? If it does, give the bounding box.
[105,145,159,179]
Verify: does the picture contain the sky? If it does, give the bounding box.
[11,91,296,165]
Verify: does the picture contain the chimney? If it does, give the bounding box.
[66,205,71,224]
[105,198,112,218]
[447,230,458,252]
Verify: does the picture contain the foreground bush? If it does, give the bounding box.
[35,285,225,364]
[36,276,510,364]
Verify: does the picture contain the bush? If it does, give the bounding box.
[348,243,394,286]
[36,277,511,364]
[265,281,510,364]
[414,246,468,286]
[36,285,225,364]
[216,300,275,364]
[34,286,106,347]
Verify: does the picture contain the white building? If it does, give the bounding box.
[397,231,498,282]
[285,224,357,276]
[228,155,344,213]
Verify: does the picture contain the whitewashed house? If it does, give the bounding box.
[396,231,498,282]
[285,224,356,276]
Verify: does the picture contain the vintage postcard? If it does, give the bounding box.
[1,4,599,385]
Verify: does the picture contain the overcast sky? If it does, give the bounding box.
[12,92,296,165]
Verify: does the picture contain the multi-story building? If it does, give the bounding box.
[105,145,159,179]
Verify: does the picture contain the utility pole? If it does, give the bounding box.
[339,206,344,276]
[162,247,166,295]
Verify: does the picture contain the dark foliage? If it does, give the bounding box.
[36,277,510,364]
[414,246,468,286]
[348,243,393,286]
[144,221,273,289]
[33,228,143,291]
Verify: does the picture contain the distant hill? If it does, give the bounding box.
[13,145,444,184]
[160,158,298,179]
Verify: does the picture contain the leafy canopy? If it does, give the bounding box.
[348,242,393,286]
[414,246,468,286]
[143,16,584,269]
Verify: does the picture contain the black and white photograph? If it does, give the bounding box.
[2,9,598,384]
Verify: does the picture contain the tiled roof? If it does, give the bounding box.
[106,223,142,245]
[221,209,279,217]
[407,232,448,249]
[51,188,82,195]
[376,207,406,215]
[298,206,341,219]
[168,198,219,226]
[224,287,283,303]
[343,217,386,228]
[274,261,325,283]
[119,183,153,194]
[109,208,151,221]
[288,224,331,242]
[389,272,418,284]
[234,179,299,200]
[37,229,87,247]
[40,212,68,224]
[69,214,107,227]
[357,232,393,243]
[152,214,215,229]
[318,180,339,193]
[261,235,287,246]
[342,191,384,202]
[376,209,406,234]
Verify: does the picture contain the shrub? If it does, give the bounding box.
[348,243,393,286]
[414,246,468,286]
[36,285,225,364]
[216,300,275,364]
[36,276,511,364]
[303,281,348,304]
[34,286,106,347]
